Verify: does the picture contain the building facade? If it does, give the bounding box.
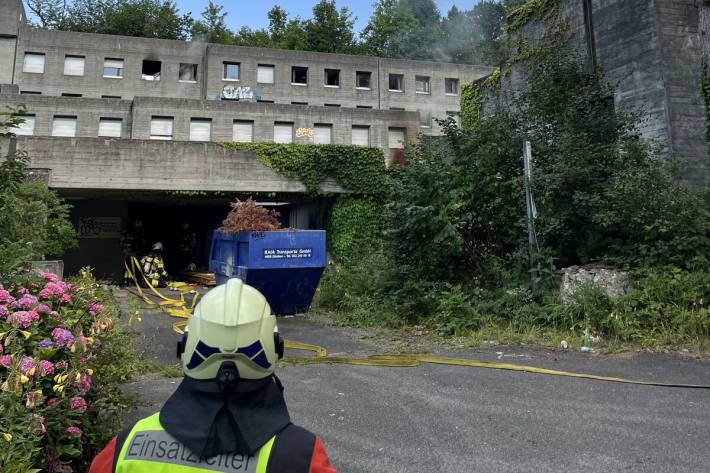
[0,0,491,279]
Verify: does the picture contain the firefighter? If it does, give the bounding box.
[88,278,337,473]
[140,242,169,288]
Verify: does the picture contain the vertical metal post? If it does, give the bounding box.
[523,141,538,294]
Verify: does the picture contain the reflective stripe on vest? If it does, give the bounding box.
[115,413,275,473]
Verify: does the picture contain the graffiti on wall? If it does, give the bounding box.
[218,85,261,102]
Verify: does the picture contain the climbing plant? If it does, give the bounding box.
[220,142,389,196]
[460,81,484,130]
[505,0,559,33]
[703,67,710,141]
[325,196,385,263]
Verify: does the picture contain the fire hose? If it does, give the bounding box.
[123,265,710,390]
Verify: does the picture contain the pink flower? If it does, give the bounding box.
[19,356,36,374]
[39,360,54,376]
[0,288,13,304]
[40,272,59,283]
[87,303,104,316]
[35,304,51,313]
[52,328,75,348]
[39,282,66,299]
[59,294,72,304]
[69,396,87,413]
[55,360,68,370]
[47,398,59,407]
[11,294,37,309]
[7,310,40,328]
[0,342,3,355]
[66,426,82,438]
[17,287,28,296]
[76,373,92,391]
[0,305,8,318]
[0,355,12,368]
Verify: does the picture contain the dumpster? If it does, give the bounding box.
[209,230,326,315]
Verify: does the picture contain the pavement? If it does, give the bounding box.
[116,290,710,473]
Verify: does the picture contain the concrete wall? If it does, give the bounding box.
[654,0,706,184]
[13,27,206,99]
[2,93,133,137]
[2,136,346,193]
[0,92,419,152]
[129,96,419,148]
[3,13,492,137]
[496,0,707,186]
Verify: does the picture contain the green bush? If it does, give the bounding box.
[0,110,77,274]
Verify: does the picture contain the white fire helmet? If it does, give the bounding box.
[178,278,284,381]
[152,242,163,251]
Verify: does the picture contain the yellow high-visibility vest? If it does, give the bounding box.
[115,413,275,473]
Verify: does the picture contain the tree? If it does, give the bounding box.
[469,0,506,65]
[302,0,356,53]
[25,0,65,29]
[361,0,439,59]
[190,1,233,43]
[0,108,76,274]
[59,0,193,40]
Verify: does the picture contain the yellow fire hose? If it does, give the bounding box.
[123,267,710,390]
[124,256,199,333]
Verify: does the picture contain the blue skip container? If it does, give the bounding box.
[209,230,326,315]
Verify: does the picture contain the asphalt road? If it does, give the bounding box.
[118,291,710,473]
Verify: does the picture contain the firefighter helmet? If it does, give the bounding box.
[178,278,284,381]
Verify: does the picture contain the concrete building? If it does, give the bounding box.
[490,0,708,186]
[0,0,491,279]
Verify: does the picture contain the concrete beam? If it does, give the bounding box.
[2,136,347,194]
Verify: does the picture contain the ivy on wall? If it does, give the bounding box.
[460,81,484,130]
[326,196,385,263]
[220,142,389,196]
[506,0,560,33]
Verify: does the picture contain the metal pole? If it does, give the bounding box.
[523,141,538,294]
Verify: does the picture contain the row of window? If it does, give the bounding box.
[21,52,461,95]
[13,114,408,148]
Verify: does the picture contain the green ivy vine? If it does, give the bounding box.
[506,0,559,33]
[460,81,484,130]
[326,196,385,263]
[220,142,389,196]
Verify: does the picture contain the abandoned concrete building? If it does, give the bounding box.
[0,0,491,279]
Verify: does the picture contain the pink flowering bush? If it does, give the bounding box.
[0,269,132,472]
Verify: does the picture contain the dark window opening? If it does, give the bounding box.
[142,60,161,81]
[179,63,198,82]
[61,93,82,97]
[102,95,121,99]
[292,66,308,85]
[445,78,459,95]
[356,105,373,109]
[258,99,275,103]
[324,103,341,107]
[356,71,371,89]
[389,74,404,91]
[324,69,340,87]
[20,91,41,95]
[291,101,308,105]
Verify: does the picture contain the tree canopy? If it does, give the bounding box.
[25,0,525,65]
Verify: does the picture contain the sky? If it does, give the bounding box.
[179,0,481,35]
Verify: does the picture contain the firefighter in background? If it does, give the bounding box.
[178,222,198,271]
[140,242,169,287]
[89,278,337,473]
[120,220,146,285]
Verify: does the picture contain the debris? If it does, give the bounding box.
[580,346,593,353]
[560,340,568,349]
[559,265,633,303]
[583,329,601,343]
